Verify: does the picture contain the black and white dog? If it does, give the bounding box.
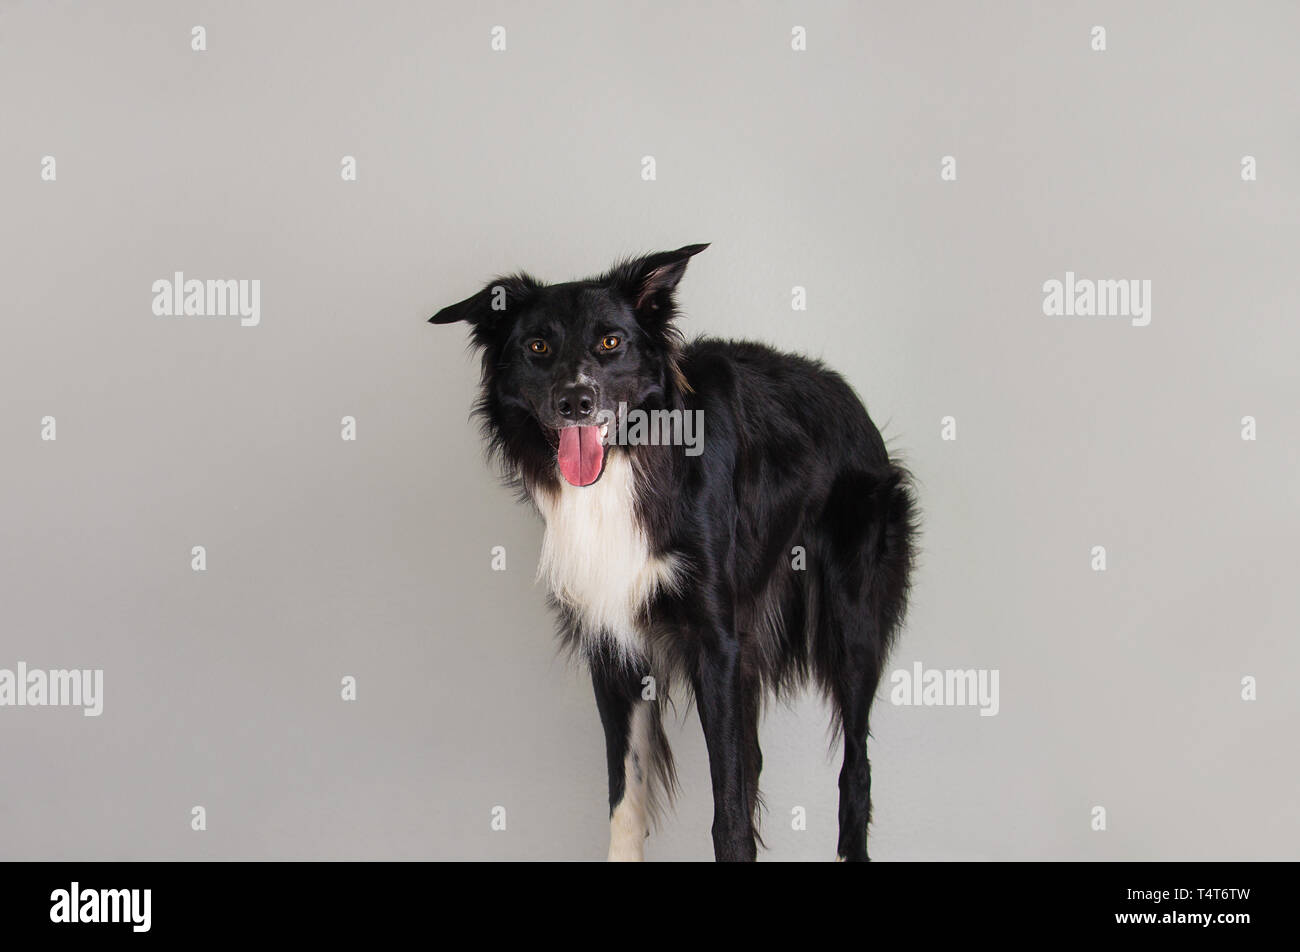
[429,245,916,861]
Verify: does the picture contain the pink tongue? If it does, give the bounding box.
[557,425,605,487]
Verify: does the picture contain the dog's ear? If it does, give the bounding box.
[428,273,540,328]
[609,243,709,321]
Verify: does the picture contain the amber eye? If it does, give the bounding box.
[600,335,621,351]
[528,339,549,355]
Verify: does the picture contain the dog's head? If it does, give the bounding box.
[429,244,707,488]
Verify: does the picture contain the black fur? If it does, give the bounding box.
[429,245,916,861]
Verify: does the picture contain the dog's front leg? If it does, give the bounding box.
[591,651,652,861]
[692,634,757,862]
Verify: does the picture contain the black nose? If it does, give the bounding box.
[555,384,597,421]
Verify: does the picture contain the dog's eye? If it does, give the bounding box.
[600,335,620,351]
[528,339,549,355]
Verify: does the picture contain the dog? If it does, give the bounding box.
[429,244,916,861]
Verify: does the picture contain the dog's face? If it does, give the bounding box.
[430,244,707,488]
[502,283,659,433]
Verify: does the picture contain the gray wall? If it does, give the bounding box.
[1,0,1296,860]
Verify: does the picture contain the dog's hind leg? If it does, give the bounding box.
[740,661,766,846]
[830,646,882,862]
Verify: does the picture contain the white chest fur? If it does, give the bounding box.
[533,452,680,655]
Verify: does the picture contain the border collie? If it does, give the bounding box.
[429,244,916,861]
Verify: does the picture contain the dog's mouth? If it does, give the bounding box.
[552,421,610,487]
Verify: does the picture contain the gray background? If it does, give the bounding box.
[2,0,1297,860]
